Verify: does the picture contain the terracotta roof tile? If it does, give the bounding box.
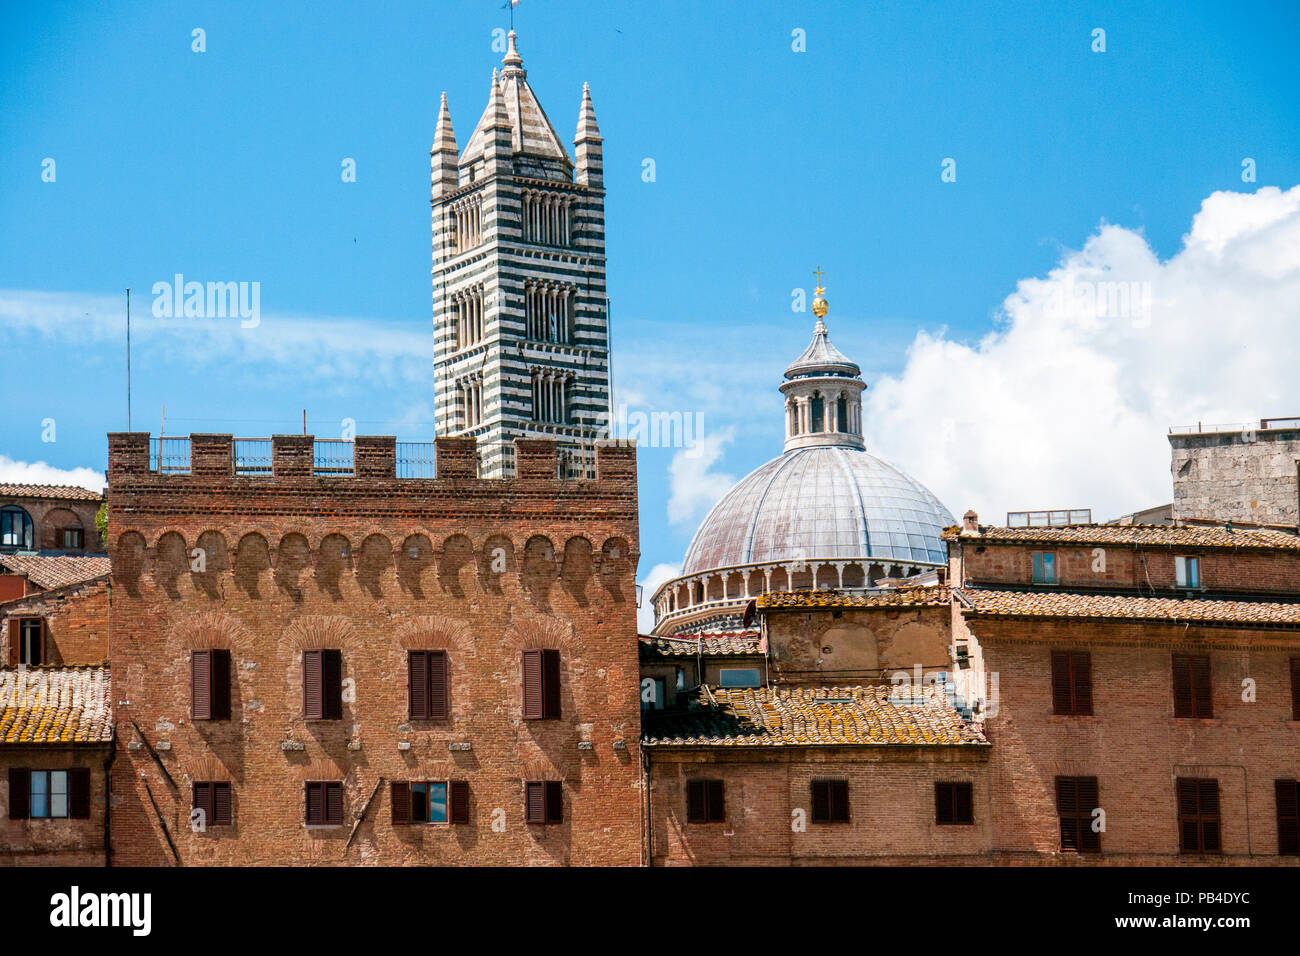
[757,586,950,610]
[642,684,986,748]
[942,523,1300,551]
[639,631,763,659]
[0,666,112,744]
[0,483,102,502]
[0,554,111,591]
[960,588,1300,626]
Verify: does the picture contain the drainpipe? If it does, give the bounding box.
[102,743,116,867]
[642,747,653,866]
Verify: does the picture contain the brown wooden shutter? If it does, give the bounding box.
[1276,780,1300,855]
[449,780,470,824]
[811,780,831,823]
[1177,777,1220,853]
[321,650,342,720]
[830,780,849,822]
[1073,653,1093,716]
[429,650,449,720]
[1050,652,1072,715]
[706,780,725,823]
[1290,659,1300,722]
[1172,654,1194,718]
[1077,777,1100,852]
[35,618,46,666]
[1056,777,1079,851]
[525,781,544,822]
[8,767,30,819]
[1199,778,1220,852]
[542,649,561,719]
[191,650,212,720]
[954,781,973,825]
[935,782,954,824]
[544,780,563,823]
[1192,656,1212,718]
[325,782,343,825]
[7,618,20,666]
[687,780,707,823]
[193,782,213,824]
[408,651,429,720]
[213,782,232,826]
[522,650,543,719]
[391,781,411,825]
[303,651,323,719]
[305,782,323,824]
[211,649,231,720]
[68,767,91,819]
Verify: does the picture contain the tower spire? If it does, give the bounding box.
[575,82,603,188]
[431,91,459,199]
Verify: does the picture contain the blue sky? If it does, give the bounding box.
[3,0,1299,619]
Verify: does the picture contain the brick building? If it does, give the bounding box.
[104,432,642,865]
[0,482,104,556]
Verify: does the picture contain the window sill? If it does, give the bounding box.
[303,824,345,830]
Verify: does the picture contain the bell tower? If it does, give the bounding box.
[431,31,610,477]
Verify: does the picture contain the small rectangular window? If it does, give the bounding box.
[1290,659,1300,722]
[522,649,561,720]
[1172,654,1212,718]
[1056,776,1101,853]
[524,780,563,824]
[61,528,83,549]
[1276,780,1299,856]
[303,649,343,720]
[935,782,974,825]
[1050,650,1093,716]
[810,779,850,823]
[408,650,450,720]
[718,668,761,688]
[191,649,232,721]
[686,780,726,823]
[18,618,43,667]
[1177,777,1221,854]
[305,781,344,826]
[1175,555,1200,588]
[29,770,69,819]
[641,677,666,712]
[1031,551,1057,584]
[193,782,232,827]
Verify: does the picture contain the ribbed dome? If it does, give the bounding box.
[682,445,955,575]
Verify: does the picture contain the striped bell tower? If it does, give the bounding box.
[431,30,610,478]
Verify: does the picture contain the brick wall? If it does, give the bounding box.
[0,748,112,866]
[960,543,1300,594]
[0,494,103,554]
[647,749,990,865]
[1,580,110,666]
[970,616,1300,864]
[766,605,952,682]
[107,434,643,866]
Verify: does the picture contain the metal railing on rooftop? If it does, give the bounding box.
[1169,417,1300,435]
[396,442,437,479]
[1007,508,1092,527]
[233,438,272,476]
[149,437,191,474]
[313,439,353,476]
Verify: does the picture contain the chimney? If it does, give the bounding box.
[962,510,979,533]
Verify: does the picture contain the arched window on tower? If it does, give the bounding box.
[837,394,849,432]
[810,392,824,433]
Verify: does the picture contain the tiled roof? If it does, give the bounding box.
[0,483,102,501]
[0,666,113,744]
[959,588,1300,626]
[758,587,950,610]
[942,523,1300,551]
[639,631,763,660]
[642,684,986,748]
[0,554,111,591]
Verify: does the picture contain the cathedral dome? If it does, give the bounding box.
[682,445,954,574]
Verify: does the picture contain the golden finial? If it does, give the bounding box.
[812,266,828,319]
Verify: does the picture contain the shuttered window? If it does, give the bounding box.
[8,768,29,819]
[524,780,563,824]
[68,768,91,820]
[686,780,725,823]
[1056,776,1101,853]
[1277,780,1300,856]
[408,650,449,720]
[8,618,44,666]
[522,649,561,720]
[5,767,88,821]
[303,649,343,720]
[1290,659,1300,722]
[935,781,974,825]
[191,649,231,721]
[1050,650,1093,716]
[810,779,850,823]
[1172,654,1212,718]
[192,782,232,827]
[393,780,466,825]
[305,781,344,826]
[1177,777,1221,854]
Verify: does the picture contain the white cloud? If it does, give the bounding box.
[637,561,682,633]
[0,456,105,493]
[666,427,735,527]
[864,185,1300,524]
